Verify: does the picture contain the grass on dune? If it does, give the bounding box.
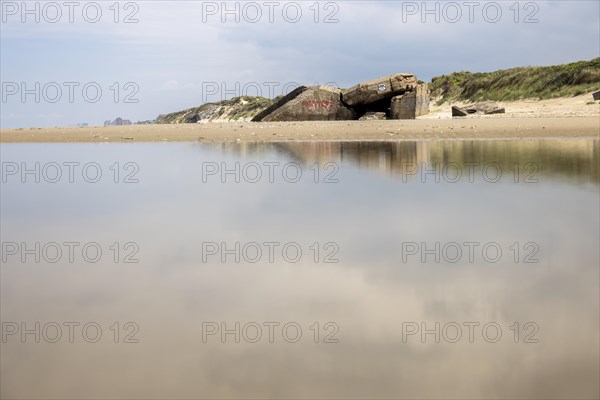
[429,58,600,104]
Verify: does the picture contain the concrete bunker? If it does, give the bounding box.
[252,74,429,122]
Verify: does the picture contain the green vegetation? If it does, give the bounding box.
[156,96,273,124]
[228,96,273,120]
[427,140,600,185]
[430,58,600,104]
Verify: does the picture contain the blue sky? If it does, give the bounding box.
[1,0,599,128]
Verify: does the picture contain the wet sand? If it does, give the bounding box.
[1,117,599,143]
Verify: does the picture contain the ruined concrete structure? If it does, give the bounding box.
[451,102,505,117]
[390,84,429,120]
[342,73,417,108]
[252,74,429,122]
[252,86,354,122]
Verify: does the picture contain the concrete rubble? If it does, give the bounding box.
[358,112,387,121]
[390,84,429,120]
[342,73,417,107]
[452,102,505,117]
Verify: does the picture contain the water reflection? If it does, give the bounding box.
[1,140,598,399]
[208,139,599,185]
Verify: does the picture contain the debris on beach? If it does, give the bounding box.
[452,102,506,117]
[359,112,387,121]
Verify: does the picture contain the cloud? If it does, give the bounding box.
[1,0,598,127]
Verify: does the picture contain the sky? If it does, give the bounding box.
[1,0,599,128]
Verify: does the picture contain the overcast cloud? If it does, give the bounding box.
[1,0,599,127]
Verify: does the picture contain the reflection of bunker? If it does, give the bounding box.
[252,74,429,122]
[207,139,599,185]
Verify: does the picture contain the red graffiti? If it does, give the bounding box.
[301,99,334,112]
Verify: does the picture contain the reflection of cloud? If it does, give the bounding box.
[1,141,598,398]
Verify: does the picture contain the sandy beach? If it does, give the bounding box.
[2,95,598,143]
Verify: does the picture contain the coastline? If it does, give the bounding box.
[2,116,599,143]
